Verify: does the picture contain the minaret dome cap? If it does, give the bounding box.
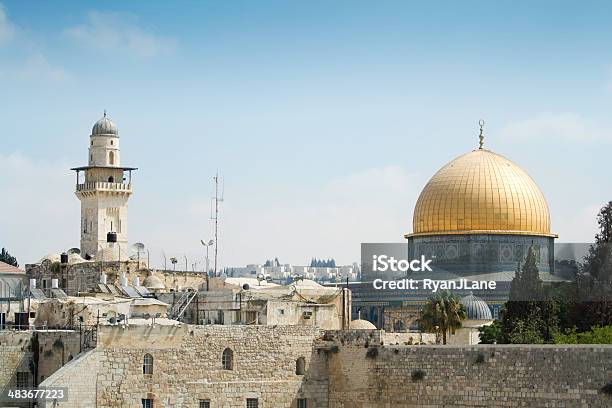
[91,111,118,136]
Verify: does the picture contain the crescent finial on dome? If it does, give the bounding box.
[478,119,485,149]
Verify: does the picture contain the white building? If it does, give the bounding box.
[71,112,137,261]
[226,263,359,282]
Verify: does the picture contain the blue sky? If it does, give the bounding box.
[1,0,611,268]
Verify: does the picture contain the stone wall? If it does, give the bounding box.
[41,324,329,407]
[36,327,612,407]
[38,350,100,408]
[323,337,612,407]
[35,330,83,385]
[0,331,34,408]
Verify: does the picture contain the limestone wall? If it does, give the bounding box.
[35,330,83,384]
[34,327,612,407]
[41,324,329,407]
[0,331,34,407]
[38,349,100,408]
[325,341,612,407]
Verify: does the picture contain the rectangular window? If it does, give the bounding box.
[141,399,153,408]
[16,372,29,388]
[246,399,258,408]
[199,401,210,408]
[298,399,307,408]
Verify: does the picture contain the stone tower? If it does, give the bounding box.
[72,112,137,261]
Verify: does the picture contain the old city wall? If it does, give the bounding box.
[36,327,612,407]
[42,324,329,407]
[321,330,612,407]
[0,331,33,407]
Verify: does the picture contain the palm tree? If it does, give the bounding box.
[418,291,467,344]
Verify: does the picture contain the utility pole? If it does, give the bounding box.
[211,172,223,277]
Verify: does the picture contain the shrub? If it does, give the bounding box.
[554,326,612,344]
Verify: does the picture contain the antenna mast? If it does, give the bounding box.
[211,172,223,277]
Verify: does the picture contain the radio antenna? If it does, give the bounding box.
[211,171,224,277]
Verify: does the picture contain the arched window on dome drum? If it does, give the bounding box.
[143,353,153,375]
[109,151,115,165]
[295,357,305,375]
[222,348,233,370]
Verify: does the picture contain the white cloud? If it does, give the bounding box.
[0,53,70,83]
[500,113,610,142]
[0,2,16,45]
[63,11,176,58]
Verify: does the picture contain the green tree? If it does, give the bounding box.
[0,247,18,267]
[554,325,612,344]
[418,291,467,344]
[575,201,612,330]
[501,245,558,343]
[478,320,503,344]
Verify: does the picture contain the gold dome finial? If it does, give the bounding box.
[478,119,485,149]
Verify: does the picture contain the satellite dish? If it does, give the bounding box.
[131,243,145,254]
[67,248,81,255]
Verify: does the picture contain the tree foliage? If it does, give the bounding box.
[0,247,18,267]
[497,246,559,343]
[418,291,467,344]
[574,201,612,330]
[478,320,503,344]
[553,325,612,344]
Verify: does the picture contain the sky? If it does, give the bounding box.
[1,0,611,269]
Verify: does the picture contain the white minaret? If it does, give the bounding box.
[72,112,137,261]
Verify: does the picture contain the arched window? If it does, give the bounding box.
[143,353,153,375]
[108,176,114,182]
[109,151,115,165]
[295,357,305,375]
[222,348,233,370]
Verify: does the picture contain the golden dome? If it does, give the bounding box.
[407,149,555,238]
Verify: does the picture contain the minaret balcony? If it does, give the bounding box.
[76,181,132,193]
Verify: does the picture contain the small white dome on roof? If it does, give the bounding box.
[460,293,493,320]
[350,319,377,330]
[39,253,60,264]
[92,111,118,136]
